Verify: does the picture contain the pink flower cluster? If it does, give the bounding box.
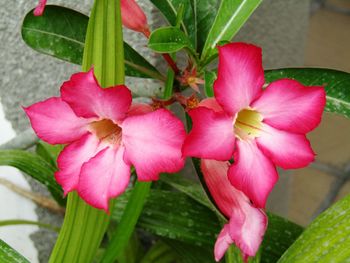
[26,5,326,258]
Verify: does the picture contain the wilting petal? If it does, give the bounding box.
[257,124,315,169]
[34,0,47,16]
[78,146,130,212]
[127,103,153,116]
[202,159,267,261]
[214,224,233,262]
[252,79,326,134]
[228,200,267,261]
[24,97,89,144]
[198,98,224,113]
[214,43,264,115]
[183,107,235,161]
[121,0,150,36]
[122,109,185,181]
[55,133,102,195]
[61,69,132,121]
[228,140,278,208]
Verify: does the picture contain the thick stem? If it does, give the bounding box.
[49,0,124,262]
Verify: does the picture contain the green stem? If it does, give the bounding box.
[100,181,152,263]
[49,0,124,262]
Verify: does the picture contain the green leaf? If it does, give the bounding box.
[35,141,63,168]
[262,213,303,263]
[265,68,350,118]
[113,189,220,246]
[201,0,262,64]
[21,5,163,80]
[163,239,215,263]
[140,240,178,263]
[277,194,350,263]
[149,0,219,53]
[148,27,195,54]
[0,219,60,233]
[101,182,152,263]
[0,150,64,205]
[0,239,30,263]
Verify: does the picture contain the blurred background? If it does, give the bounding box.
[0,0,349,262]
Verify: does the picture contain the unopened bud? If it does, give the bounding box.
[121,0,150,37]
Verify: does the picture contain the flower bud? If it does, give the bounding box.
[121,0,150,37]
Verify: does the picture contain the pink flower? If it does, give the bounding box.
[34,0,151,36]
[183,43,326,208]
[201,159,267,262]
[24,69,185,212]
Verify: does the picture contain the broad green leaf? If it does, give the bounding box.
[278,194,350,263]
[0,150,64,205]
[262,213,303,263]
[140,240,178,263]
[21,6,163,80]
[265,68,350,118]
[113,189,220,246]
[201,0,262,64]
[0,239,30,263]
[148,27,195,54]
[163,239,215,263]
[149,0,219,53]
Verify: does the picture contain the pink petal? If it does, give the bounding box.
[183,107,235,161]
[202,159,267,261]
[55,133,102,195]
[214,224,234,262]
[121,109,185,181]
[34,0,47,16]
[61,69,132,121]
[121,0,150,36]
[78,146,130,212]
[201,159,241,217]
[214,43,264,115]
[23,97,89,144]
[127,103,153,116]
[252,79,326,134]
[256,124,315,169]
[228,200,267,260]
[198,98,224,113]
[228,140,278,208]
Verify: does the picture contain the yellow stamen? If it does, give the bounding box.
[88,119,122,145]
[234,109,263,140]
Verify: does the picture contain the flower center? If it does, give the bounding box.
[88,119,122,145]
[234,109,263,140]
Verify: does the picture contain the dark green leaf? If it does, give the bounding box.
[265,68,350,118]
[21,6,162,80]
[0,150,64,205]
[0,239,30,263]
[148,27,195,54]
[140,240,178,263]
[201,0,262,63]
[113,189,220,246]
[163,239,215,263]
[278,194,350,263]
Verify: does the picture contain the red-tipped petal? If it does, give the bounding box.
[257,124,315,169]
[24,97,89,144]
[214,43,264,115]
[183,107,235,161]
[228,140,278,208]
[78,146,130,212]
[55,133,102,195]
[121,109,185,181]
[252,79,326,134]
[61,69,132,121]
